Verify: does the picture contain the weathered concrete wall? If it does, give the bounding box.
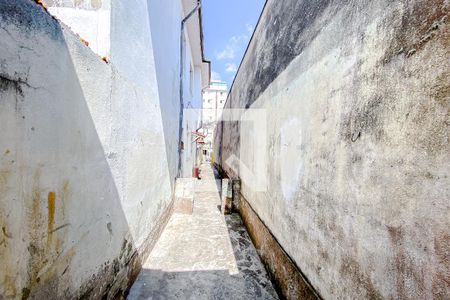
[0,1,175,298]
[215,0,450,298]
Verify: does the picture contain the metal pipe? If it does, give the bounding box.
[178,0,201,178]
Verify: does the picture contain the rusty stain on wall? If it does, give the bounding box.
[22,172,73,298]
[47,191,56,246]
[22,177,75,299]
[383,0,449,62]
[61,180,69,220]
[25,169,47,298]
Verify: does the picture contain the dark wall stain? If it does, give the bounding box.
[21,173,73,299]
[387,225,428,299]
[432,232,450,298]
[0,74,28,119]
[0,0,63,41]
[340,256,383,300]
[233,0,333,108]
[429,71,450,107]
[0,75,24,96]
[238,195,321,300]
[340,95,385,143]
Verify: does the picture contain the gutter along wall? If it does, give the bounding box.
[0,0,206,298]
[148,0,207,180]
[214,0,450,299]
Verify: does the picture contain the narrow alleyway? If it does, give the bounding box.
[127,164,278,300]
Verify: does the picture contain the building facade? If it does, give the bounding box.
[0,0,209,298]
[42,0,210,179]
[201,80,228,161]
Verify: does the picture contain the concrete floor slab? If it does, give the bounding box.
[127,165,278,300]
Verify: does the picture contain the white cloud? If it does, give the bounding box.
[245,23,254,35]
[211,71,222,81]
[216,28,251,61]
[216,46,235,60]
[225,63,238,73]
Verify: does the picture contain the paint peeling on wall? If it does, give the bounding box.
[279,118,303,202]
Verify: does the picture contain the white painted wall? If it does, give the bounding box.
[44,0,111,57]
[0,0,207,298]
[147,0,184,183]
[147,0,205,180]
[181,30,196,178]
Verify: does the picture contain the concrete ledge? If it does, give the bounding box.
[174,178,195,214]
[174,197,194,214]
[221,179,232,214]
[238,195,321,300]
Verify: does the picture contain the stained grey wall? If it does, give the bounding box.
[215,0,450,298]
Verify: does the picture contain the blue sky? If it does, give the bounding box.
[203,0,266,89]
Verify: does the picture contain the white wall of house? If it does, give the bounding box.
[147,0,184,182]
[180,33,203,178]
[147,0,208,179]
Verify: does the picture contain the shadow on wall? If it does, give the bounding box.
[127,213,278,300]
[0,1,170,299]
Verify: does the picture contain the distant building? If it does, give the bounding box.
[202,80,228,160]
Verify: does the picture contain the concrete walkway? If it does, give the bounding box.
[127,164,278,300]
